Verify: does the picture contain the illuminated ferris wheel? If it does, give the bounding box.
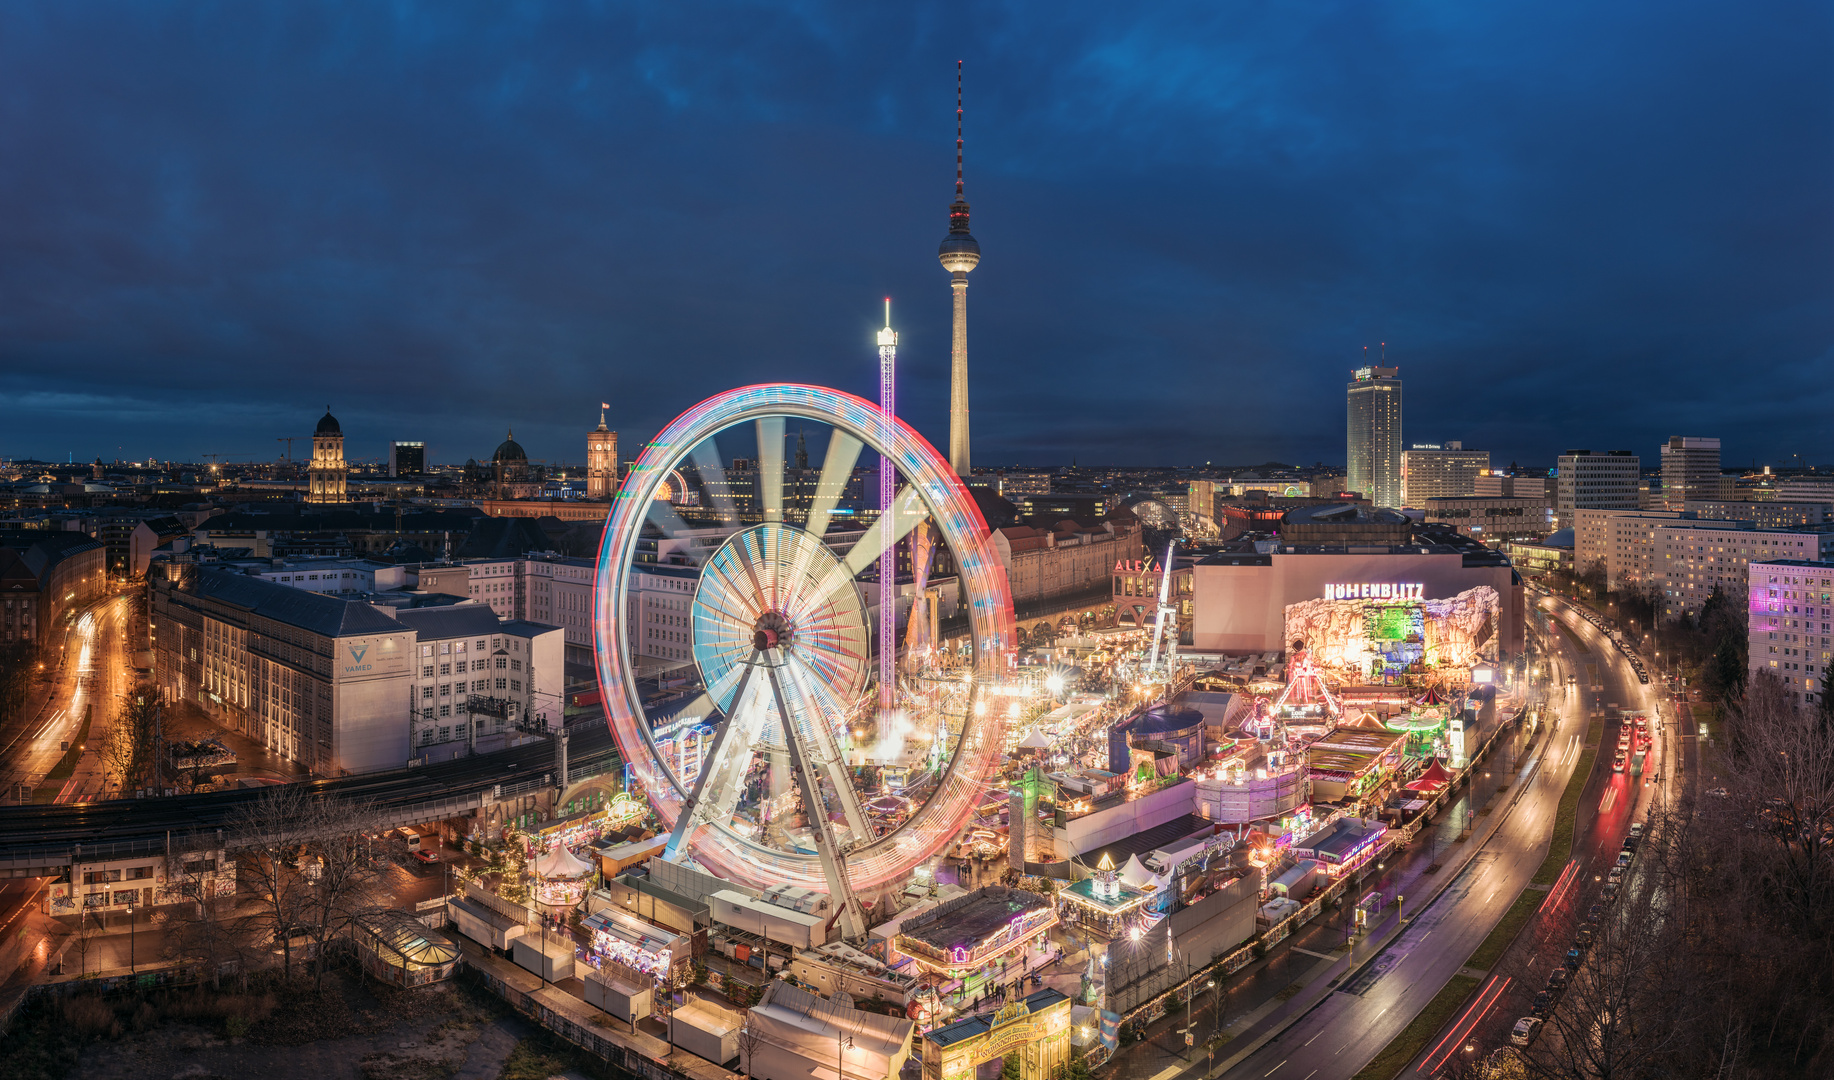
[593,384,1014,935]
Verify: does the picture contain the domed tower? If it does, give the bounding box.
[938,61,980,478]
[491,428,534,500]
[307,406,347,504]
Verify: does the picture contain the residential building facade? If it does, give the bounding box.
[1573,509,1691,590]
[0,530,107,648]
[1747,559,1833,705]
[1421,496,1552,541]
[393,607,564,760]
[1656,523,1834,619]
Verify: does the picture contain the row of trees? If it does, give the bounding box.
[99,693,162,795]
[1555,562,1750,705]
[1474,670,1833,1078]
[158,784,393,990]
[0,640,38,728]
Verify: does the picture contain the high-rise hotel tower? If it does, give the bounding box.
[1347,366,1403,509]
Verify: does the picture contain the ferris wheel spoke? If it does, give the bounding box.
[803,430,864,539]
[664,654,765,861]
[783,650,874,846]
[757,417,785,523]
[688,440,738,524]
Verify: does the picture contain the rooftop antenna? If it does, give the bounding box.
[955,61,964,200]
[877,297,898,714]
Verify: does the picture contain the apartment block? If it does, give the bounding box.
[1685,500,1831,530]
[1401,443,1489,505]
[1573,509,1692,590]
[1747,559,1834,705]
[1472,474,1553,502]
[1555,450,1639,530]
[1656,522,1834,619]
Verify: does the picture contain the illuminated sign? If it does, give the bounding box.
[1354,366,1374,380]
[1114,558,1161,575]
[1324,583,1425,601]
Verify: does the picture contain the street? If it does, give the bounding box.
[0,590,136,805]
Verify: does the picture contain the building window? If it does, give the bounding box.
[495,678,507,690]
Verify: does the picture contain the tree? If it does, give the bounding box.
[1000,1053,1023,1080]
[167,848,252,990]
[0,641,36,727]
[293,796,389,990]
[738,1018,765,1078]
[67,908,101,977]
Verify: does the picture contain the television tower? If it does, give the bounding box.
[877,299,898,713]
[938,61,980,477]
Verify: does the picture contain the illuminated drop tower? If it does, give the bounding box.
[938,61,980,477]
[878,299,898,713]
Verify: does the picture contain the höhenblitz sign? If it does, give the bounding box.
[1325,582,1425,601]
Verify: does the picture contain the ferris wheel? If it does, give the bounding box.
[592,384,1014,935]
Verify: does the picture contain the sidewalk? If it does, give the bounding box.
[1102,714,1541,1080]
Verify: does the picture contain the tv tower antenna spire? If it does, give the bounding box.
[939,61,980,478]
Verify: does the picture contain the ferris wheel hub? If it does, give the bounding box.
[751,611,794,652]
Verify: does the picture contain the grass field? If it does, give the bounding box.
[1467,889,1540,972]
[1352,973,1485,1080]
[1531,720,1604,885]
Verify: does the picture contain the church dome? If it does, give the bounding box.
[316,408,341,435]
[493,429,528,466]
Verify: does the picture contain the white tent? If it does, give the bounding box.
[1019,729,1054,750]
[534,843,594,880]
[1120,854,1169,894]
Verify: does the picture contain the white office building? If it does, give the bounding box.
[1401,443,1489,505]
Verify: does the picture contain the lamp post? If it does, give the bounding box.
[839,1032,854,1080]
[126,903,136,973]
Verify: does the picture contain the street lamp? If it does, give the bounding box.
[126,903,136,973]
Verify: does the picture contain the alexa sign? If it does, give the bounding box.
[1324,582,1426,601]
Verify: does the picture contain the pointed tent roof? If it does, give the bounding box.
[1416,685,1448,707]
[1019,729,1054,750]
[1119,854,1163,890]
[534,843,594,880]
[1407,757,1454,791]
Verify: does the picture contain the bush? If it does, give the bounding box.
[61,996,121,1041]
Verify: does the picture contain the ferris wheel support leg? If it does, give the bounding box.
[764,649,869,940]
[664,655,764,863]
[782,653,874,846]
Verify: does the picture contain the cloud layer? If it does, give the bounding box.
[1,1,1828,469]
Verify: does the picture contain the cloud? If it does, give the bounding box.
[0,0,1827,467]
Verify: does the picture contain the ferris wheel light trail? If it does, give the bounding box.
[594,383,1015,896]
[688,440,737,523]
[804,431,863,539]
[757,416,786,522]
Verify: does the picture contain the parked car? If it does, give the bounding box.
[1616,851,1633,868]
[1531,990,1557,1017]
[1608,866,1626,884]
[1630,822,1645,837]
[1511,1017,1544,1046]
[413,848,441,865]
[1586,903,1603,923]
[1547,969,1570,990]
[1565,948,1583,970]
[1707,787,1729,798]
[1623,836,1639,851]
[1602,881,1620,901]
[1576,928,1595,947]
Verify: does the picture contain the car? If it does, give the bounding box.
[1614,755,1627,772]
[1547,969,1570,990]
[1586,903,1603,923]
[1565,948,1583,970]
[1531,990,1556,1018]
[1576,928,1595,948]
[1630,822,1645,837]
[1623,836,1638,850]
[1602,881,1620,901]
[1618,735,1631,750]
[1511,1016,1544,1046]
[1616,851,1633,868]
[1707,787,1729,798]
[413,849,441,865]
[1608,866,1626,884]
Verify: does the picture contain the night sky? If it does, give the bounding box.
[1,3,1829,471]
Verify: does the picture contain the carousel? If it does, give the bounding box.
[533,842,596,912]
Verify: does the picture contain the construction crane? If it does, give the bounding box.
[277,436,297,461]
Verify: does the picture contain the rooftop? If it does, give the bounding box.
[926,989,1070,1048]
[188,570,404,638]
[897,887,1051,954]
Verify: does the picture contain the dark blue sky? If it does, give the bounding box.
[1,2,1829,470]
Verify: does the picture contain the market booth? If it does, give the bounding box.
[533,843,597,912]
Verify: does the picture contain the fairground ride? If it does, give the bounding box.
[592,384,1015,937]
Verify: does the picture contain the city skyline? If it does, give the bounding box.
[1,4,1829,468]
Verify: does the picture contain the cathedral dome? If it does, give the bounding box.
[316,408,341,435]
[493,429,528,466]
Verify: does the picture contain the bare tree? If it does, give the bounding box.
[295,796,390,990]
[225,784,319,981]
[167,844,253,989]
[738,1017,764,1078]
[67,907,102,976]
